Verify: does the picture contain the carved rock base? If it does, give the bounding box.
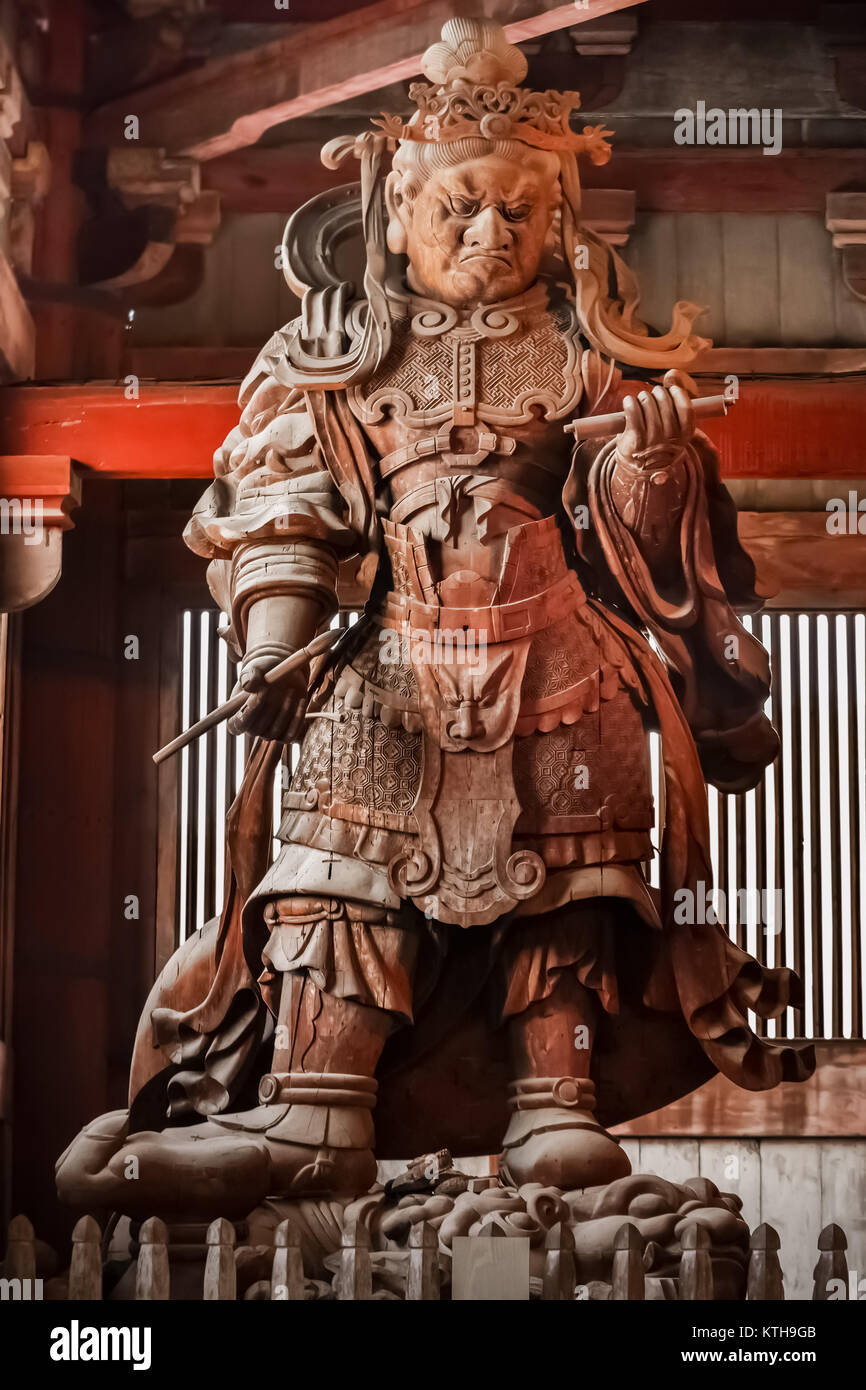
[243,1168,751,1300]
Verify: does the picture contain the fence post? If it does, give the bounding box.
[813,1224,848,1301]
[68,1215,102,1300]
[747,1223,785,1301]
[203,1217,236,1301]
[679,1223,714,1301]
[5,1214,36,1281]
[338,1218,372,1301]
[135,1217,169,1301]
[612,1222,645,1301]
[271,1218,305,1301]
[407,1219,439,1301]
[542,1222,576,1301]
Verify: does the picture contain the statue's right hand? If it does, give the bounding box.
[227,650,309,744]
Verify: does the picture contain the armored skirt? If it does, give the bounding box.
[244,515,662,1054]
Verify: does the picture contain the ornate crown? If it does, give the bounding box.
[372,17,612,164]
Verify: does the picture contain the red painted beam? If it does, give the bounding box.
[697,379,866,480]
[0,383,239,480]
[0,378,863,481]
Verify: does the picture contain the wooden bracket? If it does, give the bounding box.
[820,2,866,112]
[0,455,81,613]
[826,191,866,302]
[77,145,221,294]
[522,12,638,110]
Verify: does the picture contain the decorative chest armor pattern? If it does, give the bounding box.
[348,290,584,430]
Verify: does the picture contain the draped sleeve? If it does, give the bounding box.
[564,427,779,793]
[183,334,361,656]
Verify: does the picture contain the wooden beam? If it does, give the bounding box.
[738,511,866,610]
[695,378,866,482]
[122,343,866,384]
[0,456,81,612]
[693,347,866,378]
[204,144,866,218]
[0,384,239,480]
[613,1041,866,1139]
[582,148,866,216]
[123,345,256,380]
[0,456,81,530]
[203,142,372,214]
[85,0,647,160]
[0,375,863,482]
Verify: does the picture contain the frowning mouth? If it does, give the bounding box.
[459,252,512,266]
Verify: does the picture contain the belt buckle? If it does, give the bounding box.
[502,606,532,638]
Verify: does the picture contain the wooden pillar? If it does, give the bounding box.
[11,480,124,1250]
[0,610,21,1229]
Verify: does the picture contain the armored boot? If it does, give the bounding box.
[58,896,416,1219]
[499,971,631,1190]
[209,968,390,1198]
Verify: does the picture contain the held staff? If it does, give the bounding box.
[153,627,343,764]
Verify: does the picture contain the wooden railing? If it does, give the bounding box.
[1,1213,857,1301]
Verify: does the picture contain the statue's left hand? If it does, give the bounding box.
[616,369,695,471]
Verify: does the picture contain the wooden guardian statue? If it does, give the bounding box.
[57,16,814,1224]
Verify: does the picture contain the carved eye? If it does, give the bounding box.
[449,195,480,217]
[502,203,532,222]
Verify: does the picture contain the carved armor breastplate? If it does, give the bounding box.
[347,281,585,431]
[347,280,586,547]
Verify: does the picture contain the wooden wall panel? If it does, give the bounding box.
[818,1139,866,1295]
[633,1138,701,1187]
[132,212,299,351]
[721,213,782,346]
[12,481,123,1250]
[778,216,838,346]
[634,1137,866,1301]
[0,612,20,1229]
[628,212,866,348]
[759,1142,823,1301]
[615,1042,866,1138]
[674,212,725,344]
[698,1137,762,1234]
[618,211,679,344]
[10,480,202,1251]
[133,210,866,353]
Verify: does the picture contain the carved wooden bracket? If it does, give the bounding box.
[523,13,637,112]
[0,29,28,142]
[9,141,51,279]
[0,36,36,381]
[826,191,866,302]
[0,245,35,383]
[77,145,221,295]
[820,2,866,112]
[0,455,81,613]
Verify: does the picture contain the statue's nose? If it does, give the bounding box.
[447,701,482,742]
[465,206,510,251]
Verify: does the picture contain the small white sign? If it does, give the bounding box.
[451,1236,530,1301]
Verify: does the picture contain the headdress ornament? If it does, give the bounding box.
[284,17,704,391]
[323,17,612,170]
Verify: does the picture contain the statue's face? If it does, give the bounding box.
[391,152,559,307]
